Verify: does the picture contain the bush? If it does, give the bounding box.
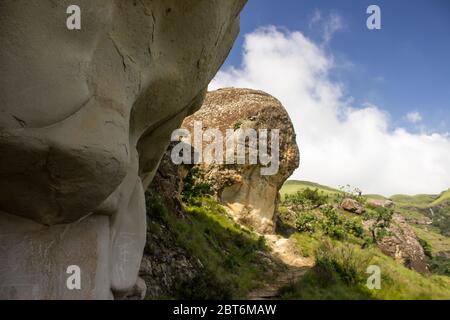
[418,238,433,259]
[145,192,168,220]
[295,212,319,233]
[344,218,365,239]
[292,205,367,241]
[182,167,213,204]
[284,188,328,210]
[320,207,347,240]
[430,256,450,276]
[315,240,371,286]
[363,206,393,242]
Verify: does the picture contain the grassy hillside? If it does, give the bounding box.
[390,194,437,207]
[281,180,341,198]
[278,180,450,299]
[413,226,450,254]
[145,192,278,299]
[431,188,450,207]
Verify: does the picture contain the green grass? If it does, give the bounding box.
[413,225,450,255]
[390,194,437,208]
[431,188,450,207]
[281,180,341,198]
[146,193,274,299]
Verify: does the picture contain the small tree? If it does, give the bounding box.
[363,206,393,242]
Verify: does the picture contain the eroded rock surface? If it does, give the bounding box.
[0,0,246,299]
[366,214,429,273]
[180,88,299,234]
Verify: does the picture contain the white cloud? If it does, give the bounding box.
[308,10,344,44]
[405,111,423,123]
[210,26,450,196]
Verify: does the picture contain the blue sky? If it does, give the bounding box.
[223,0,450,134]
[211,0,450,195]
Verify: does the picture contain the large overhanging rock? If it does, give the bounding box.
[0,0,246,299]
[180,88,300,234]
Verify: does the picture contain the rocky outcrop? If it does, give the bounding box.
[367,199,395,209]
[340,198,365,214]
[368,214,429,273]
[0,0,246,299]
[179,88,299,234]
[139,145,204,298]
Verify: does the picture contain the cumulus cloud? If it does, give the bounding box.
[210,26,450,195]
[406,111,423,123]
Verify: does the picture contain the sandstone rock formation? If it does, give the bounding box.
[340,198,365,214]
[366,214,429,273]
[179,88,299,234]
[0,0,246,299]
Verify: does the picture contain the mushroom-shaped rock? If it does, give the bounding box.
[180,88,299,234]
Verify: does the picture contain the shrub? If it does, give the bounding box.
[430,256,450,276]
[320,206,347,240]
[344,218,365,238]
[284,188,328,210]
[181,167,213,204]
[418,238,433,259]
[295,212,319,233]
[145,192,168,220]
[363,206,393,242]
[315,240,371,285]
[292,205,367,241]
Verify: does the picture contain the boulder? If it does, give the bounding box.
[367,214,429,273]
[367,198,395,209]
[340,198,365,214]
[0,0,246,299]
[179,88,299,234]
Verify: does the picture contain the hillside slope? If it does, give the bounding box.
[277,180,450,299]
[142,175,450,300]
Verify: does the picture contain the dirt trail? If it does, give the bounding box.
[248,235,315,300]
